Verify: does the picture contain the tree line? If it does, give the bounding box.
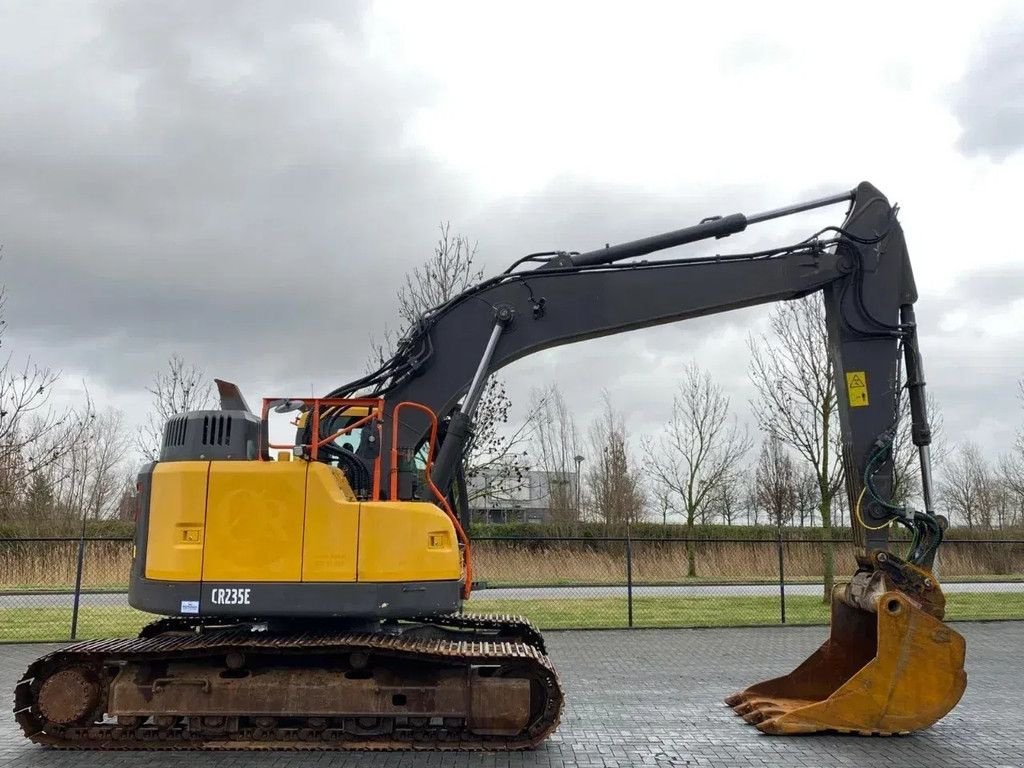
[0,345,215,533]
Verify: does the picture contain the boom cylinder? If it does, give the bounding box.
[431,314,510,494]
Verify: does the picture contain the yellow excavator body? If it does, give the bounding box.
[142,459,462,587]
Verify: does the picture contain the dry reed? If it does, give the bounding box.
[1,538,1021,590]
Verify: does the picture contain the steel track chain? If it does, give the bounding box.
[137,612,546,652]
[14,624,563,751]
[412,613,547,654]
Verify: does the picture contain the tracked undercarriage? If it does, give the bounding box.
[14,614,563,751]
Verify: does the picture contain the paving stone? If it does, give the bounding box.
[2,623,1021,767]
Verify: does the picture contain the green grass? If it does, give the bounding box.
[470,592,1024,629]
[478,575,1024,588]
[3,593,1024,642]
[0,583,130,594]
[466,595,831,629]
[0,606,153,642]
[945,592,1024,620]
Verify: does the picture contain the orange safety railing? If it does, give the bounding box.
[390,401,473,599]
[260,396,385,502]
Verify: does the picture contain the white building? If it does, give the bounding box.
[466,466,580,524]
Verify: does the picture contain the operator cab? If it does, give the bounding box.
[283,403,380,500]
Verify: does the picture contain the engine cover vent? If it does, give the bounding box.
[201,414,233,446]
[159,410,261,461]
[163,415,189,448]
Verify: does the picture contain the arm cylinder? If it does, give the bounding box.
[570,213,748,266]
[564,189,855,268]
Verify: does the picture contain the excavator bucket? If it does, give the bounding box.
[725,589,966,735]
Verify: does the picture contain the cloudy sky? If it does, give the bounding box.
[1,0,1022,464]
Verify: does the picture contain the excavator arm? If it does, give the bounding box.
[329,182,935,565]
[321,180,966,735]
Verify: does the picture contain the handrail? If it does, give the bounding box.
[259,396,385,501]
[313,412,377,453]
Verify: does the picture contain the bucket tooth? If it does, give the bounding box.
[726,590,966,735]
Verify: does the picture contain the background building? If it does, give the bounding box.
[467,467,578,524]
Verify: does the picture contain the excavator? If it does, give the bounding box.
[15,181,966,748]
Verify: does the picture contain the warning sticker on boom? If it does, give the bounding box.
[846,371,869,407]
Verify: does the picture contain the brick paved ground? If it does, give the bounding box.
[3,622,1022,767]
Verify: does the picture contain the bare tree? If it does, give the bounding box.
[84,409,131,520]
[0,281,93,523]
[40,408,131,524]
[988,477,1013,529]
[655,485,674,526]
[587,393,646,528]
[136,354,213,462]
[998,452,1024,528]
[528,383,582,522]
[994,379,1024,528]
[707,474,742,525]
[398,224,480,328]
[754,435,798,527]
[368,223,530,496]
[643,363,751,576]
[743,473,764,526]
[463,377,536,505]
[940,442,994,529]
[22,470,56,523]
[793,468,819,527]
[115,472,139,521]
[748,295,842,600]
[891,393,947,505]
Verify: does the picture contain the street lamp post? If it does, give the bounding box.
[574,454,584,519]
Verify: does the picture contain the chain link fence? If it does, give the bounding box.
[2,535,1023,642]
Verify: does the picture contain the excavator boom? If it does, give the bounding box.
[331,183,927,554]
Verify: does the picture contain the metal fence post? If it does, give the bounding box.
[625,536,634,628]
[776,526,786,625]
[70,534,86,640]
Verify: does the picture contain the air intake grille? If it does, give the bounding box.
[163,416,188,447]
[158,409,258,462]
[202,415,233,446]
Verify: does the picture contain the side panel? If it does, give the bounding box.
[144,461,210,581]
[358,501,461,582]
[203,462,307,582]
[302,463,360,581]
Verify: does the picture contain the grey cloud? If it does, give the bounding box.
[912,262,1024,456]
[1,3,1016,466]
[932,266,1024,314]
[1,0,462,396]
[951,13,1024,160]
[3,0,769,423]
[3,0,793,409]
